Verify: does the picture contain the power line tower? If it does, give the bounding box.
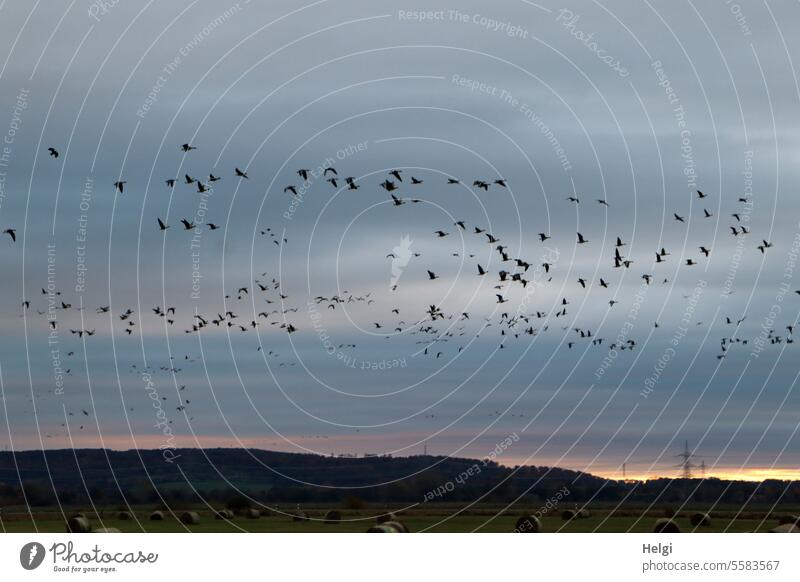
[674,440,700,478]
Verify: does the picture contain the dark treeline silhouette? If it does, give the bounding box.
[0,449,797,509]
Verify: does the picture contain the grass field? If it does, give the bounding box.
[1,505,794,533]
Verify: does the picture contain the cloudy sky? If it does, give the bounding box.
[0,0,799,481]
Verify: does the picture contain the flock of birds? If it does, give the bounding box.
[4,142,797,440]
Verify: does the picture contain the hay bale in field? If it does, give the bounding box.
[366,525,398,533]
[653,518,681,533]
[92,528,121,533]
[690,512,711,527]
[770,524,800,533]
[561,509,576,521]
[382,520,409,533]
[149,510,164,521]
[292,511,309,522]
[179,511,200,525]
[245,508,260,519]
[66,516,91,533]
[117,511,132,520]
[324,510,342,524]
[514,515,542,533]
[578,508,591,519]
[376,512,398,524]
[778,514,800,526]
[215,509,234,520]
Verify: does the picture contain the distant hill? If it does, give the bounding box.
[1,448,797,508]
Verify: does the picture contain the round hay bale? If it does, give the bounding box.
[382,520,409,533]
[578,508,591,519]
[149,510,164,521]
[179,511,200,525]
[292,511,309,522]
[778,514,800,526]
[117,511,132,520]
[653,518,681,533]
[366,525,397,533]
[770,524,800,533]
[690,512,711,527]
[72,512,87,519]
[66,516,91,533]
[245,508,260,519]
[514,515,541,533]
[92,528,121,533]
[324,510,342,524]
[561,509,577,521]
[376,512,398,524]
[215,509,233,520]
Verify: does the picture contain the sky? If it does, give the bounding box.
[0,0,799,482]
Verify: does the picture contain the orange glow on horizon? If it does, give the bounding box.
[497,457,800,482]
[603,468,800,482]
[570,466,800,482]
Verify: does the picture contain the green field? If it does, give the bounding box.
[1,506,793,533]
